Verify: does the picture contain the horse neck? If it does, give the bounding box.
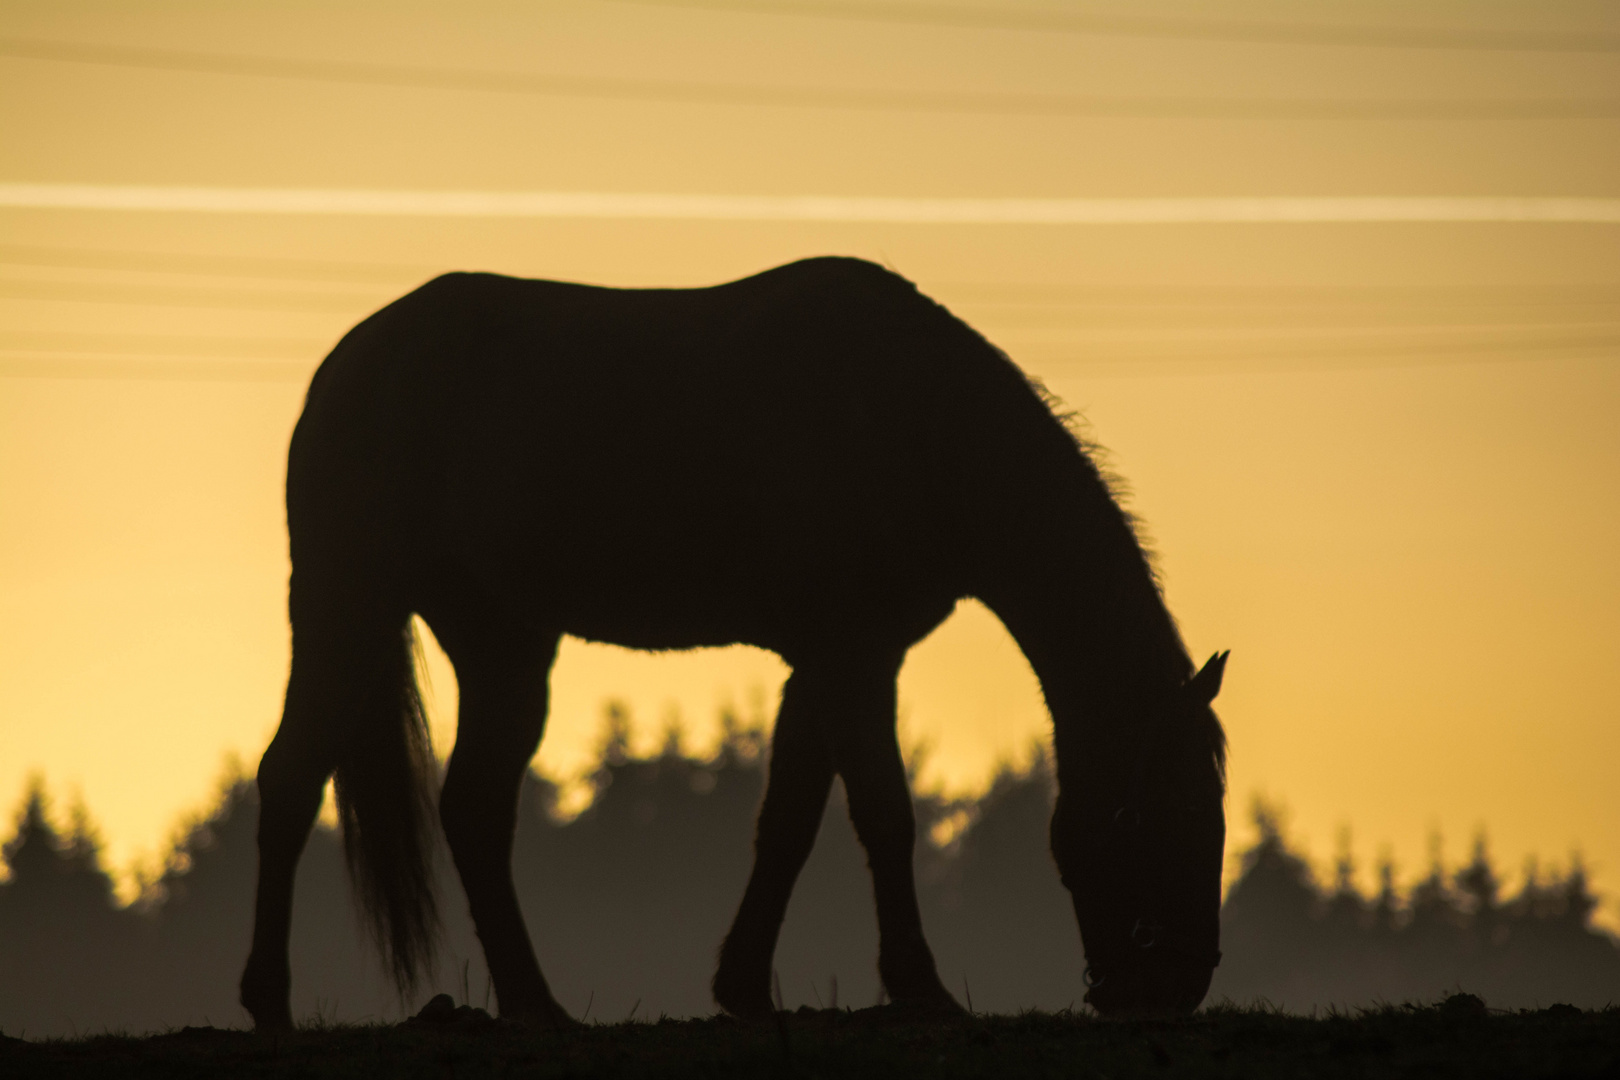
[976,463,1192,798]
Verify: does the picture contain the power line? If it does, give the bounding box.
[0,353,316,382]
[935,283,1620,311]
[0,331,332,356]
[0,278,389,313]
[6,248,1619,307]
[1007,328,1620,350]
[611,0,1620,53]
[7,187,1620,224]
[11,319,1617,345]
[932,281,1620,299]
[3,251,1613,379]
[4,263,1617,324]
[8,279,1619,326]
[0,243,437,284]
[6,249,1617,306]
[4,37,1618,120]
[1020,333,1620,374]
[5,248,1616,313]
[979,320,1620,341]
[7,328,1614,382]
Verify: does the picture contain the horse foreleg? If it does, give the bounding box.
[241,664,337,1032]
[438,637,574,1027]
[713,669,837,1017]
[831,675,960,1013]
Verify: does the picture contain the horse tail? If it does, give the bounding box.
[326,607,440,994]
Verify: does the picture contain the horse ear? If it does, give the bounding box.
[1187,651,1229,705]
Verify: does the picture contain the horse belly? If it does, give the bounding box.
[437,458,957,658]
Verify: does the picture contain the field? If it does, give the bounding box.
[4,996,1617,1079]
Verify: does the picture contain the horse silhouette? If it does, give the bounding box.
[238,256,1228,1030]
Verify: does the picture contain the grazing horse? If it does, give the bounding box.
[238,257,1228,1031]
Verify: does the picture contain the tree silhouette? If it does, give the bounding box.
[925,747,1087,1013]
[1209,804,1620,1011]
[0,780,142,1035]
[4,721,1619,1036]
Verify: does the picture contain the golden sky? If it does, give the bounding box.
[2,0,1617,926]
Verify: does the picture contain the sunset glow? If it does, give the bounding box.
[2,0,1617,935]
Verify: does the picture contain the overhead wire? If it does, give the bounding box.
[608,0,1620,53]
[0,330,333,356]
[7,275,1618,321]
[0,355,317,383]
[934,283,1620,311]
[8,337,1614,382]
[0,243,438,284]
[5,246,1620,305]
[6,321,1615,381]
[0,279,393,313]
[1014,330,1620,360]
[8,247,1618,304]
[3,18,1614,373]
[3,248,1615,380]
[3,37,1617,120]
[1019,337,1620,379]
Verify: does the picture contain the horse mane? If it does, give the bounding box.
[1019,367,1229,784]
[1021,372,1166,595]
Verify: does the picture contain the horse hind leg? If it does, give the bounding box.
[714,668,838,1017]
[240,606,379,1031]
[828,666,959,1013]
[435,627,574,1026]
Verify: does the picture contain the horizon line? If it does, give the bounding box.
[3,185,1620,224]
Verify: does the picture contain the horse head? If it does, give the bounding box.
[1051,651,1229,1017]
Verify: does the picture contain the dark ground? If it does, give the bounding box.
[4,997,1617,1080]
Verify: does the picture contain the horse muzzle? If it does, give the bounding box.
[1082,954,1217,1018]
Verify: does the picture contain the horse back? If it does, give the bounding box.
[289,258,1059,656]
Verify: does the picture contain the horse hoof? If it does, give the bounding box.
[886,982,967,1018]
[535,1005,583,1030]
[245,1004,295,1035]
[240,972,294,1033]
[712,984,774,1021]
[499,999,582,1029]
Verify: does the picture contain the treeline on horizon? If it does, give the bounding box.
[2,705,1617,1037]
